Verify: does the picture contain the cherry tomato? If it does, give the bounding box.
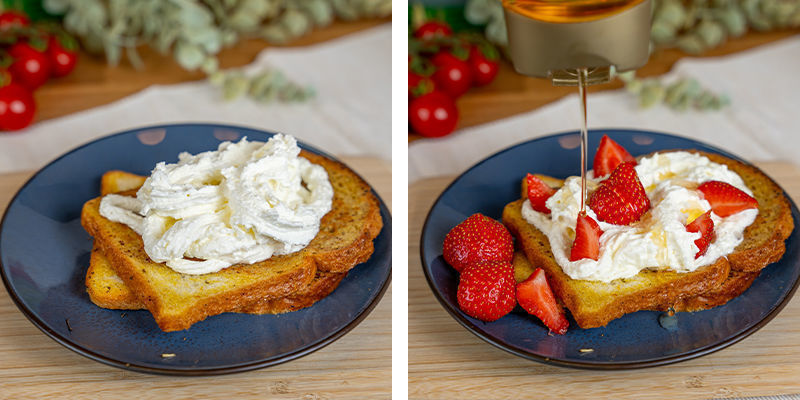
[8,43,51,90]
[468,47,499,87]
[431,52,473,98]
[0,11,29,30]
[413,21,452,40]
[0,82,35,131]
[409,91,458,138]
[47,37,78,78]
[409,71,435,99]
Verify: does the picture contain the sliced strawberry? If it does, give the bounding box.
[443,213,514,272]
[697,181,758,217]
[516,268,569,334]
[569,212,603,261]
[686,210,714,258]
[593,135,636,177]
[457,261,517,322]
[526,173,556,214]
[588,162,651,225]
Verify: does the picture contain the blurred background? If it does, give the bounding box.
[0,0,391,173]
[408,0,800,182]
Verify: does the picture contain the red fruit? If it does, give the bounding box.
[593,135,636,177]
[588,162,651,225]
[442,213,514,273]
[8,43,51,90]
[516,268,569,334]
[526,173,555,214]
[408,71,434,99]
[47,37,78,78]
[468,47,499,87]
[697,181,758,217]
[686,210,714,258]
[0,82,35,131]
[457,261,516,322]
[431,52,473,98]
[0,11,29,30]
[413,21,452,40]
[569,212,603,261]
[409,91,458,138]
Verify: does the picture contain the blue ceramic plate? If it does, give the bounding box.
[421,129,799,369]
[0,123,391,375]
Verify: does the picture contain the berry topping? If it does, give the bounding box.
[457,261,517,322]
[588,162,651,225]
[593,135,636,177]
[516,268,569,334]
[697,180,759,217]
[569,212,603,261]
[686,210,715,258]
[526,173,556,214]
[442,213,514,272]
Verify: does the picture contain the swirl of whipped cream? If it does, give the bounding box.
[99,134,333,275]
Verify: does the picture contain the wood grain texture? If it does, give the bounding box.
[409,29,800,142]
[409,161,800,400]
[0,156,390,400]
[32,18,389,124]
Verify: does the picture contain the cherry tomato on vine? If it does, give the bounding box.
[409,91,458,138]
[47,37,78,78]
[413,21,452,40]
[0,82,35,131]
[409,71,435,99]
[0,11,29,30]
[431,52,473,98]
[468,47,499,87]
[8,43,51,90]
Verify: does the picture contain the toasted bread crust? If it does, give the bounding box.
[503,199,731,329]
[81,151,382,332]
[663,270,760,313]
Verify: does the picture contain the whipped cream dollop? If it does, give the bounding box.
[99,134,334,275]
[522,151,758,283]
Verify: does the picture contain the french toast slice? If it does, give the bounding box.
[81,151,382,331]
[86,170,350,314]
[504,200,731,329]
[503,150,792,328]
[86,246,346,313]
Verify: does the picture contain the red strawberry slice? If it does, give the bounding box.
[526,173,556,214]
[697,181,758,217]
[686,210,714,258]
[443,213,514,272]
[593,135,636,177]
[457,261,517,322]
[588,162,651,225]
[516,268,569,334]
[569,212,603,261]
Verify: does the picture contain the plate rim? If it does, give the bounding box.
[0,122,392,376]
[420,128,800,370]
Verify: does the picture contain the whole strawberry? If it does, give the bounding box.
[443,213,514,272]
[457,261,516,322]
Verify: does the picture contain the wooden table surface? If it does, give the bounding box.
[0,156,390,400]
[409,161,800,400]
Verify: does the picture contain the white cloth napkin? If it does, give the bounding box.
[0,24,391,174]
[409,34,800,183]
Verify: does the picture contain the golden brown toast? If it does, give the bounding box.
[503,150,792,328]
[86,246,346,313]
[86,170,350,314]
[81,151,382,331]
